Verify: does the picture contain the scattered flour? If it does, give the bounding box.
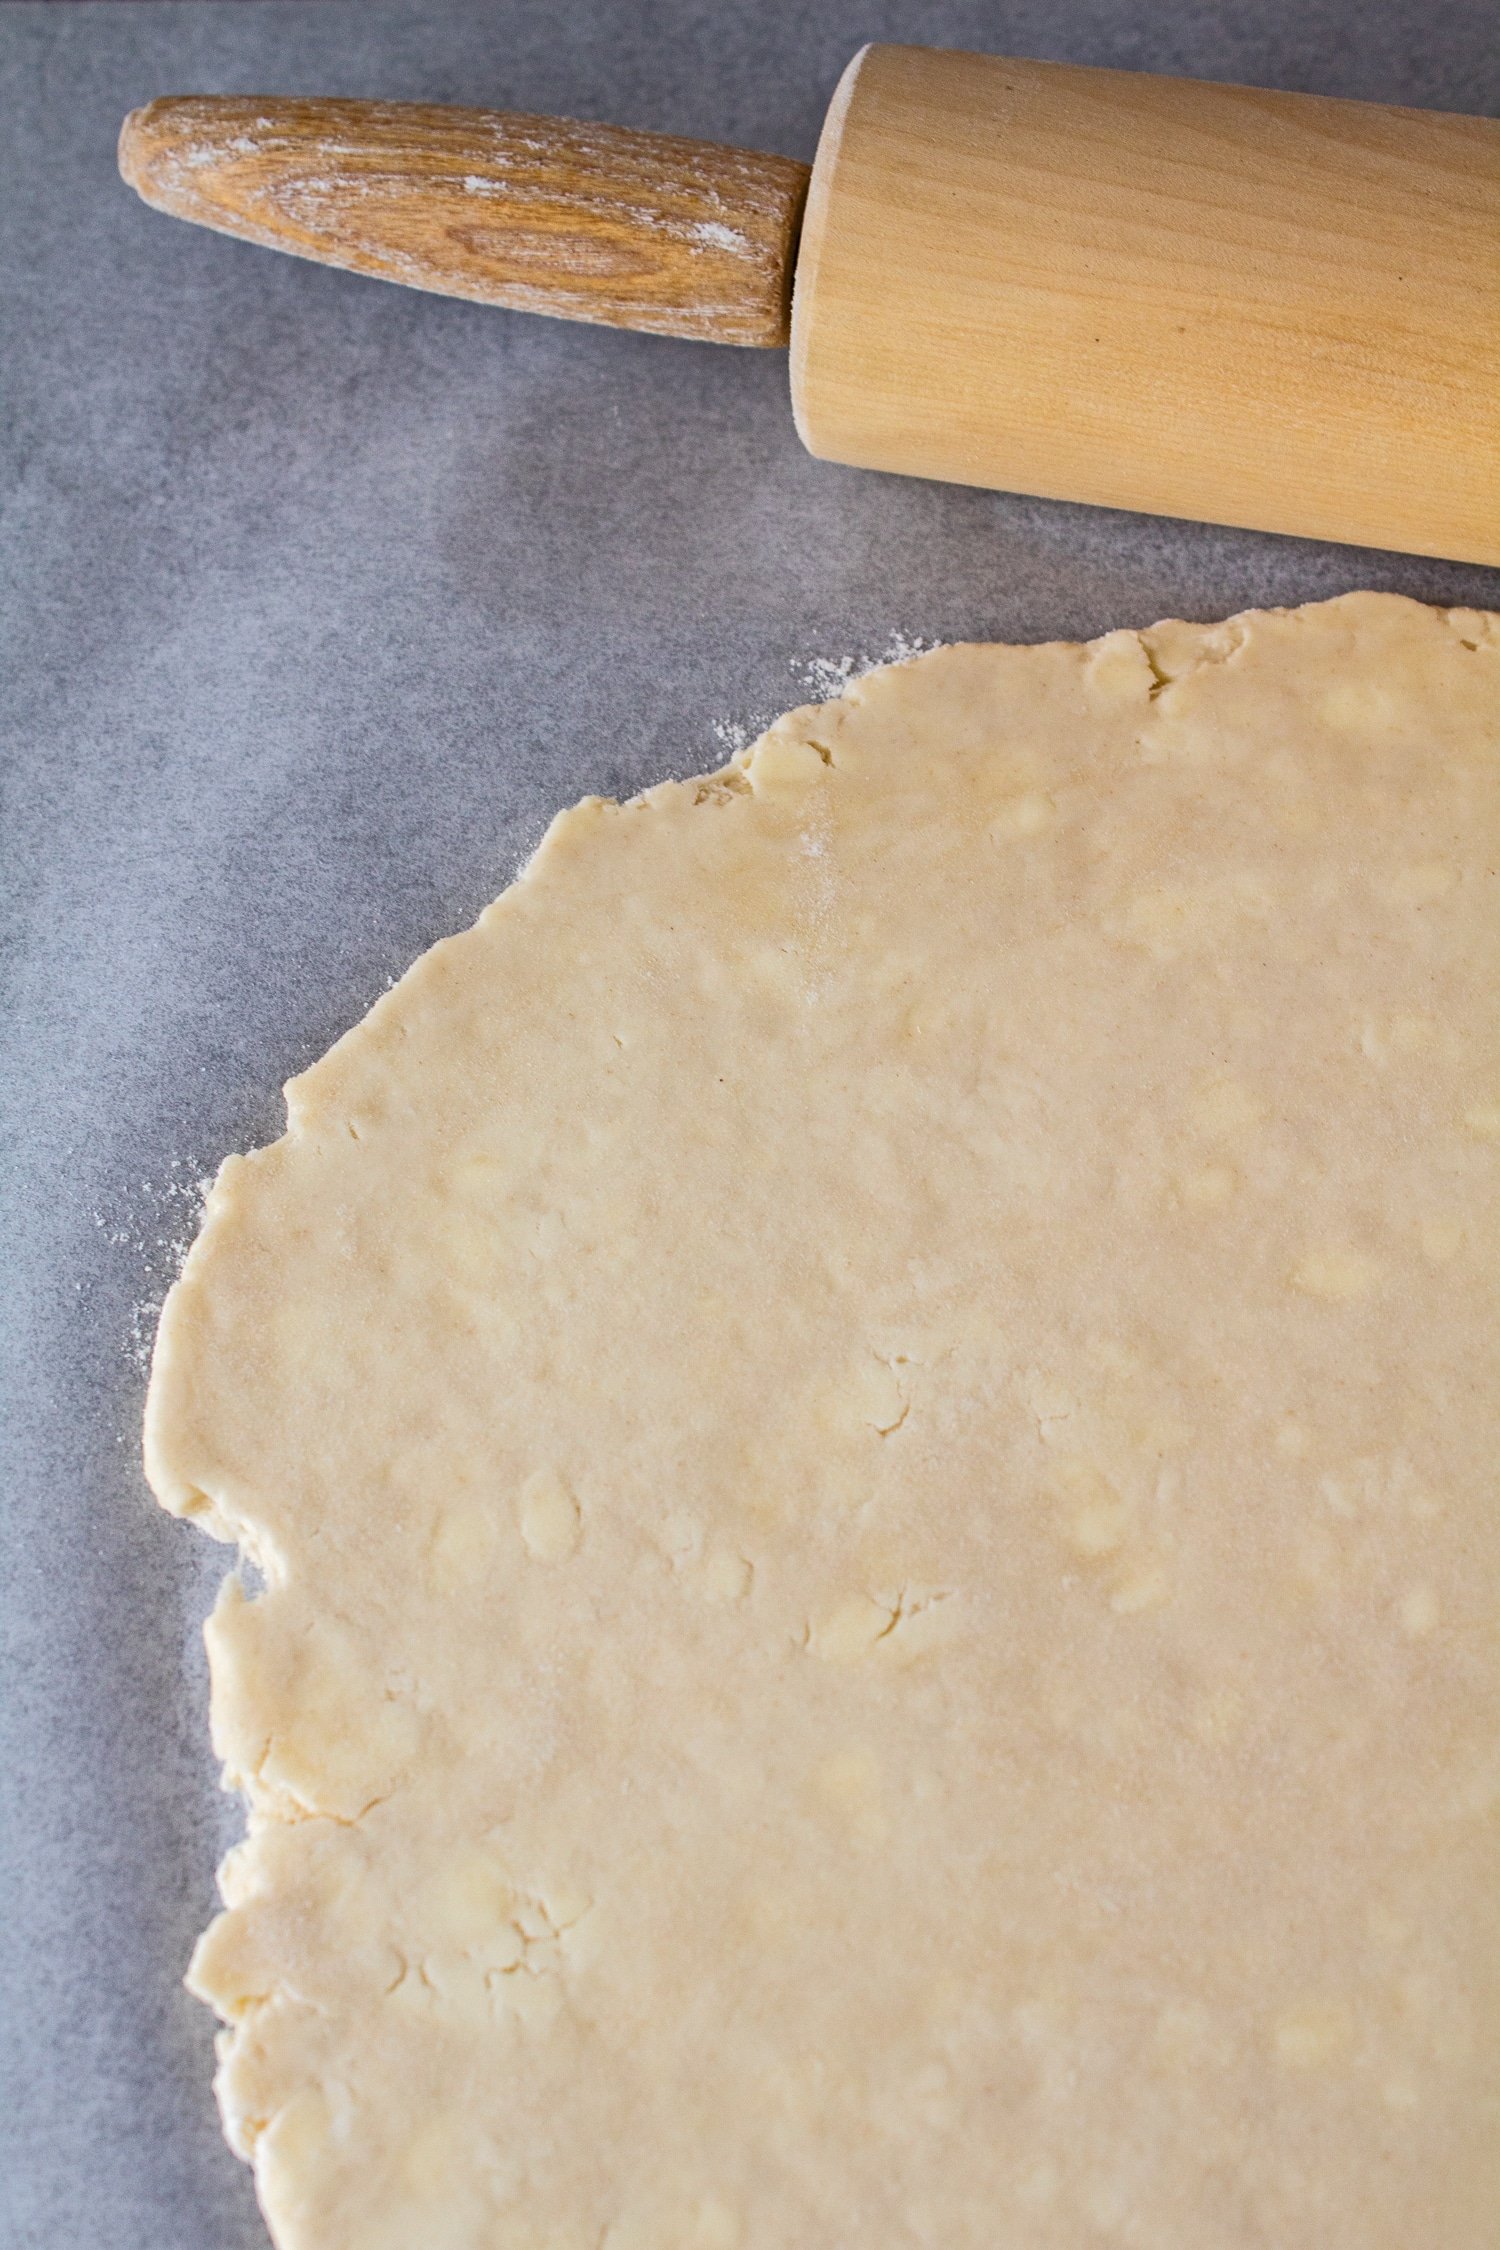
[792,631,942,703]
[710,714,766,755]
[93,1158,213,1375]
[710,634,942,767]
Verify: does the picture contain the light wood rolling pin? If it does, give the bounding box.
[119,45,1500,564]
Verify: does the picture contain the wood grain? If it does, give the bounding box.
[119,97,809,346]
[791,45,1500,565]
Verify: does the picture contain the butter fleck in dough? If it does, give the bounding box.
[146,594,1500,2250]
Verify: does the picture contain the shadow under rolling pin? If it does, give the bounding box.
[119,44,1500,565]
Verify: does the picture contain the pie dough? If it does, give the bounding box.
[147,594,1500,2249]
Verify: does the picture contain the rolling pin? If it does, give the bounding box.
[119,45,1500,564]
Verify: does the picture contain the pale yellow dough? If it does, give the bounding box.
[147,594,1500,2250]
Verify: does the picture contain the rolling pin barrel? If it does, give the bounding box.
[790,46,1500,565]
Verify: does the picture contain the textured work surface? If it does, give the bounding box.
[2,6,1499,2248]
[149,596,1500,2248]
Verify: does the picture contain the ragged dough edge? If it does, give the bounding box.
[140,589,1496,2205]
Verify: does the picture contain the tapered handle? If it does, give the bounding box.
[118,97,810,347]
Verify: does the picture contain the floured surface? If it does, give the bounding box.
[146,594,1500,2249]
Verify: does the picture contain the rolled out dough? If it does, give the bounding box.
[147,594,1500,2249]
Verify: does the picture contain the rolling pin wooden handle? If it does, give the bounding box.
[118,97,810,347]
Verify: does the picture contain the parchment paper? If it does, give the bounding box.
[2,4,1497,2242]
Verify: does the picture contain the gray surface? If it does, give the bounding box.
[2,3,1498,2244]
